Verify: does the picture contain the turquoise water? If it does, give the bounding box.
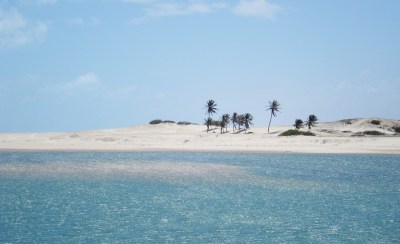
[0,152,399,242]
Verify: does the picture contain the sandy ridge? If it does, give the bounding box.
[1,118,399,154]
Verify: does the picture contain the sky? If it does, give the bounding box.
[1,0,399,132]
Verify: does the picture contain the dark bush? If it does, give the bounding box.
[353,130,385,136]
[211,120,221,127]
[364,130,385,136]
[149,119,177,124]
[279,129,315,136]
[391,126,400,134]
[370,120,381,125]
[163,120,176,124]
[149,119,163,125]
[178,121,196,125]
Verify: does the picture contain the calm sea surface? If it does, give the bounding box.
[0,151,399,242]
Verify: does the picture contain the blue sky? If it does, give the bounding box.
[1,0,399,132]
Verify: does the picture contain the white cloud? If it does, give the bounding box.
[147,3,209,17]
[46,72,137,99]
[120,0,156,3]
[36,0,57,5]
[62,72,103,93]
[360,69,372,77]
[14,0,57,6]
[0,7,48,48]
[233,0,281,19]
[124,0,227,21]
[68,17,101,26]
[146,2,227,17]
[124,0,280,22]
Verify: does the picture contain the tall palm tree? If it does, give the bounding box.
[266,100,281,133]
[305,114,318,129]
[205,100,218,119]
[293,119,304,130]
[244,113,254,133]
[231,112,238,132]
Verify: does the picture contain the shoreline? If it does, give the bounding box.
[1,148,399,156]
[1,119,399,155]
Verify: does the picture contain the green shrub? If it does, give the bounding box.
[163,120,176,124]
[370,120,381,125]
[149,119,163,125]
[149,119,177,124]
[353,130,385,136]
[279,129,315,136]
[178,121,196,125]
[363,130,385,136]
[211,120,221,127]
[392,126,400,134]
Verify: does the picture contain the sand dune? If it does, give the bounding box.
[0,118,399,154]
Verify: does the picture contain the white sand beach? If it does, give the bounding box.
[1,118,399,154]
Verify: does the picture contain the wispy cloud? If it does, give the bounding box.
[124,0,280,22]
[36,0,57,5]
[146,2,227,17]
[0,6,48,48]
[15,0,57,6]
[46,72,137,99]
[62,72,103,93]
[233,0,281,19]
[68,17,101,26]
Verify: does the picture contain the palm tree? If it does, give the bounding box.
[293,119,304,130]
[220,120,226,134]
[266,100,281,133]
[244,113,254,133]
[237,114,244,131]
[204,117,213,133]
[305,114,318,129]
[231,112,238,132]
[222,114,230,133]
[205,100,218,119]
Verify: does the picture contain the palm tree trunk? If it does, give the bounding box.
[268,112,273,133]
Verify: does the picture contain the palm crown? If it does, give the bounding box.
[305,114,318,129]
[205,100,218,118]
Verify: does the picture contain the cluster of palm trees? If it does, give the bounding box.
[204,100,254,134]
[293,115,318,130]
[204,99,318,134]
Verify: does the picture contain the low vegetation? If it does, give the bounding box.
[370,120,381,125]
[392,126,400,134]
[149,119,163,125]
[279,129,316,136]
[177,121,197,125]
[353,130,386,136]
[149,119,176,125]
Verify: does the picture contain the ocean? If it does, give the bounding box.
[0,151,399,242]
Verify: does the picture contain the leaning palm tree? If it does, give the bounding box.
[293,119,304,130]
[244,113,254,133]
[266,100,281,133]
[231,112,238,132]
[204,117,213,133]
[305,114,318,129]
[204,100,218,119]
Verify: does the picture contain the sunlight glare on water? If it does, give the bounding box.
[0,152,399,242]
